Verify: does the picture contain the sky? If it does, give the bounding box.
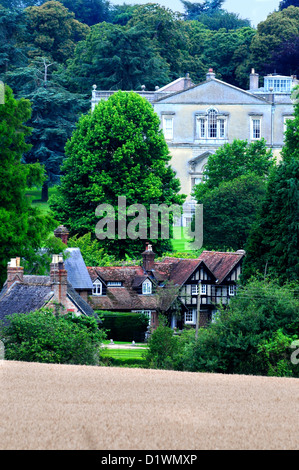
[109,0,281,27]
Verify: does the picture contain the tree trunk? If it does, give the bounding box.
[41,181,49,202]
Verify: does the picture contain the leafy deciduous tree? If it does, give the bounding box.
[49,90,185,258]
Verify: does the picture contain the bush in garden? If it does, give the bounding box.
[1,308,106,365]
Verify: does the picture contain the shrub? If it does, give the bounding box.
[1,309,106,365]
[181,278,299,376]
[144,316,196,370]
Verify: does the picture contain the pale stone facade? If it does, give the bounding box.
[91,69,297,225]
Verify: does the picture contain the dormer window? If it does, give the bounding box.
[92,279,102,296]
[264,76,292,93]
[142,279,152,295]
[107,281,122,287]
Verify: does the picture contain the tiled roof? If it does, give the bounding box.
[66,284,95,317]
[0,275,95,320]
[0,283,53,322]
[65,248,93,290]
[198,251,244,283]
[87,250,245,312]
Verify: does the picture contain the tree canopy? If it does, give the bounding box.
[49,90,185,258]
[0,85,56,283]
[192,139,274,252]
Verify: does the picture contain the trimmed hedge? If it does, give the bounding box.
[97,311,149,342]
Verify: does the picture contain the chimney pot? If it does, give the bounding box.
[7,257,24,290]
[142,243,155,272]
[206,68,216,81]
[250,68,259,90]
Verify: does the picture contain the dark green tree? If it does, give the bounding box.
[193,139,274,200]
[0,85,56,284]
[250,6,299,76]
[5,61,89,201]
[49,90,185,258]
[192,139,273,252]
[58,0,111,26]
[0,5,28,73]
[199,173,267,251]
[279,0,299,10]
[242,158,299,284]
[22,1,89,63]
[242,96,299,284]
[182,279,299,376]
[181,0,224,19]
[65,21,170,94]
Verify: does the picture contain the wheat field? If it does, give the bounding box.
[1,360,299,450]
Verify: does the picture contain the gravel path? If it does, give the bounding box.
[1,360,299,450]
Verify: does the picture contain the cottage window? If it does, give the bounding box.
[107,281,122,287]
[142,279,152,295]
[201,283,207,295]
[191,283,206,295]
[185,309,196,324]
[191,284,198,295]
[228,285,235,296]
[92,279,102,296]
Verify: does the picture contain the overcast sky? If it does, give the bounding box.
[110,0,281,27]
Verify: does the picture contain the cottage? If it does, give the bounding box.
[0,255,95,324]
[87,244,245,329]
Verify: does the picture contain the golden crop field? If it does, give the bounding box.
[1,360,299,450]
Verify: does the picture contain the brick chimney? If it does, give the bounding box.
[249,68,259,90]
[7,257,24,290]
[50,254,68,308]
[54,225,69,245]
[142,243,155,273]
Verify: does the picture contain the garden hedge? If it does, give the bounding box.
[97,311,149,342]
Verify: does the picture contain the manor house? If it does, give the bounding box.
[91,68,297,225]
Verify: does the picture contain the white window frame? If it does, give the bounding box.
[185,308,197,324]
[191,284,198,295]
[195,109,227,140]
[265,77,292,93]
[191,283,206,295]
[228,285,235,296]
[163,116,173,140]
[251,118,261,140]
[107,281,122,287]
[142,279,152,295]
[92,279,102,296]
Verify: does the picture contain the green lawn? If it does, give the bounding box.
[25,186,58,214]
[172,226,194,251]
[101,343,148,367]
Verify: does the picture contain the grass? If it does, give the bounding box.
[101,342,148,367]
[172,226,194,252]
[25,186,58,214]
